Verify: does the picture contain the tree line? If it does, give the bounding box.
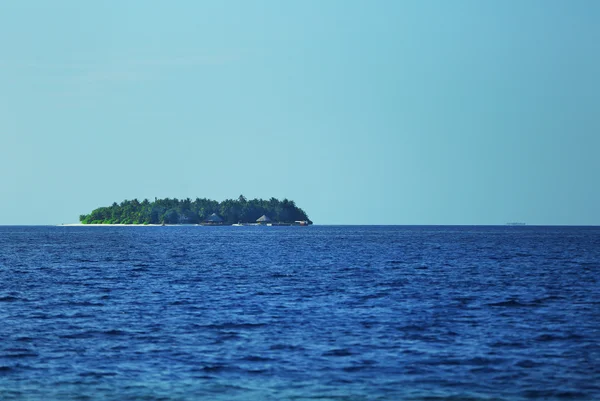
[79,195,312,225]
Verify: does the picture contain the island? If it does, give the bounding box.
[79,195,312,225]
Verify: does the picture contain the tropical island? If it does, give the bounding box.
[79,196,312,225]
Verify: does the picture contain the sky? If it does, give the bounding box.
[1,0,598,225]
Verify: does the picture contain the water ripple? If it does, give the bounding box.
[0,225,598,401]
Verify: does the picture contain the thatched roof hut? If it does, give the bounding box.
[205,213,223,223]
[256,215,271,223]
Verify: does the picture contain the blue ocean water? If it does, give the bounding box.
[0,225,599,401]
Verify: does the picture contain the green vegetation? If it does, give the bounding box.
[79,195,312,225]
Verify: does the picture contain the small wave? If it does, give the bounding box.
[529,295,567,305]
[342,360,376,372]
[470,366,500,374]
[397,324,427,332]
[535,333,584,342]
[246,368,269,374]
[240,355,273,362]
[322,348,353,357]
[191,375,215,380]
[132,263,150,268]
[102,329,127,336]
[419,357,503,367]
[516,359,541,368]
[69,313,95,319]
[404,366,430,375]
[404,333,440,342]
[491,340,526,348]
[465,356,503,365]
[342,365,367,372]
[419,358,462,366]
[522,389,588,399]
[214,332,241,343]
[454,296,477,304]
[5,352,38,359]
[487,299,539,307]
[0,366,13,373]
[554,391,589,399]
[268,344,304,351]
[79,371,117,378]
[200,322,266,330]
[536,334,559,342]
[359,292,389,301]
[59,332,95,339]
[4,347,32,353]
[26,314,51,320]
[412,395,499,401]
[69,301,104,307]
[361,321,376,329]
[201,365,230,372]
[15,336,35,342]
[0,296,20,302]
[169,300,190,305]
[210,261,227,267]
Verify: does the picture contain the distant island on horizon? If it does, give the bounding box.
[79,196,312,226]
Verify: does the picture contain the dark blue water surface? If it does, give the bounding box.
[0,225,599,400]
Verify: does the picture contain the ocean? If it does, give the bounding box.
[0,225,598,400]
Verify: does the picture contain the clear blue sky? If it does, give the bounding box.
[1,1,598,225]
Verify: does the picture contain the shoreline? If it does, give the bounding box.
[57,223,297,227]
[60,223,176,227]
[59,222,310,227]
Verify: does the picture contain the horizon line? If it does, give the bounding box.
[1,224,599,228]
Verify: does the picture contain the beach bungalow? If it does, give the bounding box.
[256,215,271,225]
[203,213,224,225]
